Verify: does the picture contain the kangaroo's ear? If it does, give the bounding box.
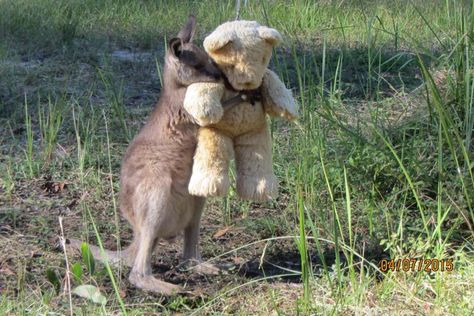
[168,37,183,58]
[177,15,196,43]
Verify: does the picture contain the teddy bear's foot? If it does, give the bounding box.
[237,174,278,202]
[188,171,230,197]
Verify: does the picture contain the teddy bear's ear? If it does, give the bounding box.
[204,34,234,54]
[258,27,282,46]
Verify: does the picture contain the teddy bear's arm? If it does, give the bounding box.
[183,82,225,126]
[261,69,298,121]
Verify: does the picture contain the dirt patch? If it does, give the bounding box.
[111,50,153,62]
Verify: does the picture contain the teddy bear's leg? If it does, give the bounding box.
[188,127,233,197]
[234,125,278,201]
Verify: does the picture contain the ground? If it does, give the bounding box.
[1,0,474,315]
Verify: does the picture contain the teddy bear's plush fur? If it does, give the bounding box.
[184,20,297,201]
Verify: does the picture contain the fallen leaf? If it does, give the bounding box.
[0,267,15,276]
[423,303,431,313]
[119,289,126,299]
[213,226,231,239]
[42,179,67,194]
[232,257,246,265]
[72,284,107,305]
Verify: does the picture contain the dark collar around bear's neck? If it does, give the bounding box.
[221,72,262,109]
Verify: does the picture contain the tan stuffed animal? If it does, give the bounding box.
[184,20,298,201]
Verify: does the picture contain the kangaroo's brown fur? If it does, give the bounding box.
[69,15,221,295]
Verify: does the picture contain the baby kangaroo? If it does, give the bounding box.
[70,16,221,294]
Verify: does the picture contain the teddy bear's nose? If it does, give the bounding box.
[244,81,253,87]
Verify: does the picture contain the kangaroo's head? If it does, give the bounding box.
[165,15,221,87]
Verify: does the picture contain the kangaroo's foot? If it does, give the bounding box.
[129,272,182,295]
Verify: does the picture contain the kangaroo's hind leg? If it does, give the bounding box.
[181,196,220,275]
[182,196,205,261]
[128,180,181,295]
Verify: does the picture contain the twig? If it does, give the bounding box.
[59,216,73,316]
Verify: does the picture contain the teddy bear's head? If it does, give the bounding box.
[203,20,282,91]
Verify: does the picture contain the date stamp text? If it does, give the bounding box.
[379,258,453,273]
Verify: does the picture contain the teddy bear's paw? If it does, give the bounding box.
[194,105,224,126]
[237,174,279,202]
[183,82,225,126]
[188,172,230,197]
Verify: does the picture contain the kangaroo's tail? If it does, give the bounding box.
[67,238,137,267]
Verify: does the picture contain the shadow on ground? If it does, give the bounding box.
[237,244,388,283]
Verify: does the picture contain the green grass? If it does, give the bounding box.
[1,0,474,314]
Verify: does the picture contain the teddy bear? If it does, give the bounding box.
[183,20,298,202]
